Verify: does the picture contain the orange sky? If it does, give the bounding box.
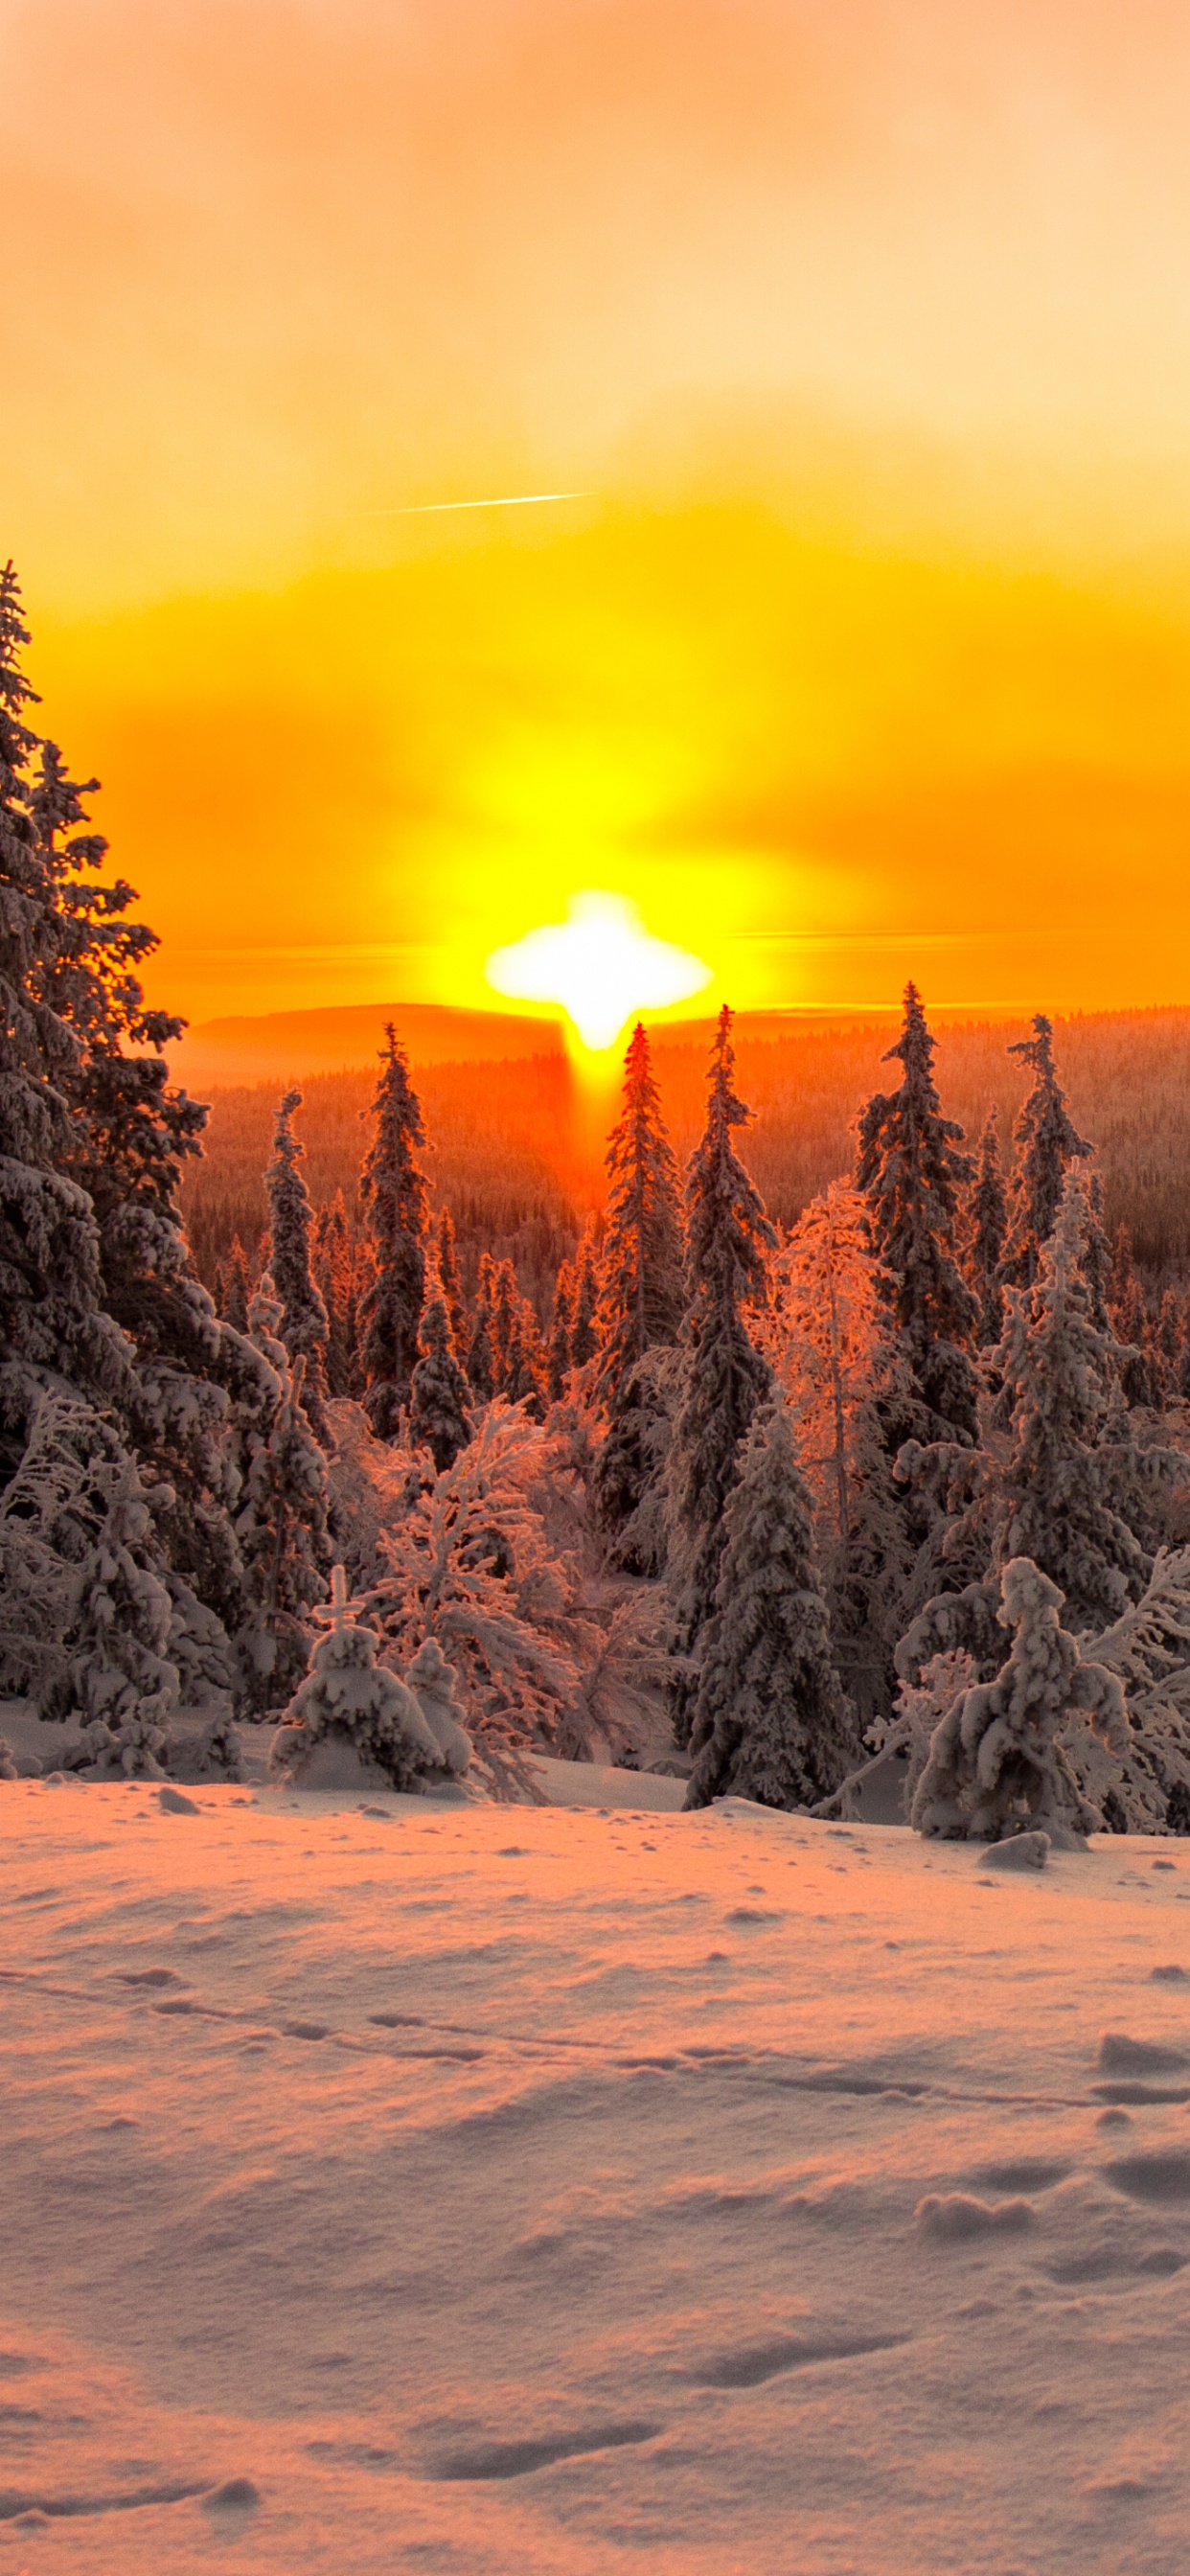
[7,0,1190,1025]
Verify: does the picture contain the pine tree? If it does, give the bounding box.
[409,1294,471,1471]
[264,1089,330,1439]
[912,1556,1127,1846]
[593,1022,685,1407]
[358,1027,429,1438]
[505,1293,548,1416]
[685,1399,859,1811]
[1110,1225,1159,1406]
[998,1014,1091,1294]
[0,564,133,1478]
[312,1193,355,1395]
[490,1258,519,1392]
[436,1207,468,1355]
[855,981,978,1441]
[1083,1172,1112,1333]
[967,1106,1007,1347]
[547,1268,573,1401]
[669,1007,775,1742]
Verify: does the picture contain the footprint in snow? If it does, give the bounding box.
[429,2422,660,2482]
[1103,2151,1190,2205]
[1097,2033,1190,2076]
[692,2330,909,2389]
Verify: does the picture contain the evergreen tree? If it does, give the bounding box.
[912,1556,1127,1845]
[0,564,133,1477]
[504,1294,548,1417]
[1109,1225,1159,1406]
[234,1286,331,1712]
[855,981,978,1441]
[546,1268,572,1402]
[409,1294,472,1471]
[669,1007,775,1743]
[593,1022,685,1407]
[568,1229,600,1369]
[764,1181,912,1722]
[966,1106,1007,1347]
[312,1193,355,1395]
[686,1399,859,1811]
[270,1563,465,1792]
[60,1460,181,1777]
[998,1014,1091,1294]
[1083,1172,1112,1333]
[264,1089,330,1439]
[897,1168,1188,1657]
[490,1258,518,1392]
[219,1234,251,1333]
[358,1027,429,1438]
[436,1206,468,1354]
[466,1253,495,1399]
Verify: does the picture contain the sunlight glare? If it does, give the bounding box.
[484,891,712,1051]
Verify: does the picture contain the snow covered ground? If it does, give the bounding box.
[4,1774,1190,2572]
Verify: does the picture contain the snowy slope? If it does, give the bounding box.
[4,1780,1190,2571]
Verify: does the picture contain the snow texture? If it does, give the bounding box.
[4,1770,1190,2571]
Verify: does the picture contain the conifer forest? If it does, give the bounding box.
[7,559,1190,1848]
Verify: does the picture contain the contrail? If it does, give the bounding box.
[370,491,591,517]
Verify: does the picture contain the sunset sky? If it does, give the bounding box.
[7,0,1190,1029]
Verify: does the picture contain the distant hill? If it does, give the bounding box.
[169,1000,567,1090]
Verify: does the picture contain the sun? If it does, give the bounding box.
[484,890,712,1053]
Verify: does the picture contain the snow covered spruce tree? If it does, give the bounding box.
[855,980,978,1442]
[668,1006,775,1743]
[270,1563,471,1792]
[547,1267,572,1401]
[592,1022,686,1544]
[997,1014,1091,1295]
[685,1398,860,1811]
[0,564,133,1483]
[912,1557,1127,1846]
[233,1284,331,1712]
[217,1234,252,1333]
[568,1228,601,1369]
[358,1027,429,1437]
[465,1254,496,1399]
[763,1181,912,1720]
[897,1168,1190,1830]
[435,1207,468,1356]
[409,1292,471,1471]
[264,1089,330,1440]
[966,1106,1007,1348]
[57,1460,181,1776]
[312,1192,357,1396]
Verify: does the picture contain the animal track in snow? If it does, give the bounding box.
[1103,2151,1190,2204]
[691,2330,910,2389]
[1097,2033,1190,2076]
[429,2421,661,2481]
[916,2194,1036,2242]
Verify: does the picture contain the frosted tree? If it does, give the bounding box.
[686,1399,860,1811]
[358,1026,429,1437]
[0,564,133,1479]
[897,1168,1188,1677]
[234,1288,331,1712]
[312,1192,357,1396]
[365,1401,582,1782]
[270,1564,469,1792]
[668,1007,775,1741]
[1083,1171,1112,1334]
[568,1229,601,1369]
[58,1460,181,1776]
[218,1235,252,1333]
[966,1106,1007,1347]
[489,1259,518,1392]
[409,1293,471,1471]
[436,1207,468,1355]
[1088,1547,1190,1834]
[998,1014,1091,1294]
[547,1268,572,1401]
[1,1392,128,1705]
[466,1253,496,1399]
[264,1089,330,1439]
[912,1557,1127,1846]
[855,980,978,1442]
[1109,1225,1160,1407]
[504,1295,548,1416]
[762,1182,912,1717]
[594,1022,685,1405]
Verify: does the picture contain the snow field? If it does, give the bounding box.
[4,1783,1190,2571]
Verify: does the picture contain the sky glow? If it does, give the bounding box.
[485,892,711,1052]
[8,1,1190,1023]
